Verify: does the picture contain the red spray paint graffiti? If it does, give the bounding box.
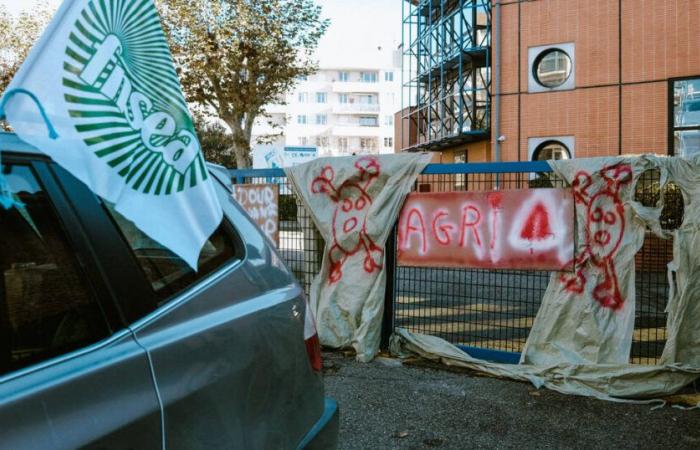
[560,163,632,310]
[311,156,384,284]
[397,189,574,270]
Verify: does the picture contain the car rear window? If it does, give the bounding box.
[0,163,111,376]
[103,203,242,303]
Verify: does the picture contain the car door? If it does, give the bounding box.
[0,154,161,449]
[95,174,324,449]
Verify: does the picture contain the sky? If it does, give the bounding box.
[0,0,403,68]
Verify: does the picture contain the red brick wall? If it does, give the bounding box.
[490,0,700,161]
[622,0,700,83]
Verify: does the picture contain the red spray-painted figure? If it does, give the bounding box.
[311,156,384,284]
[561,163,632,310]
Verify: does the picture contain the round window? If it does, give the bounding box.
[533,140,571,161]
[533,49,572,88]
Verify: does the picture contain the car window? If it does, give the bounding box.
[103,203,241,303]
[0,163,111,376]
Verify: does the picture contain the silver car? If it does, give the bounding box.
[0,132,338,449]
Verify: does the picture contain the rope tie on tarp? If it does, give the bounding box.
[0,88,57,210]
[0,88,59,139]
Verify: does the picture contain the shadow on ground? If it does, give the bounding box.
[322,351,699,450]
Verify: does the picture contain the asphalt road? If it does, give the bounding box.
[322,351,700,450]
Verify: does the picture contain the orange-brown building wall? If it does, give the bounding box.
[492,0,700,161]
[398,0,699,162]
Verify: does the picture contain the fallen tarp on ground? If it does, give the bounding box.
[390,328,700,402]
[392,154,700,402]
[286,153,432,362]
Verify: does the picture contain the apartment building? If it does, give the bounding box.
[253,55,401,161]
[397,0,700,163]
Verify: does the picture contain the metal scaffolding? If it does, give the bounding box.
[401,0,491,151]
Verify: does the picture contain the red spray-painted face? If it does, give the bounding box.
[587,192,624,262]
[332,185,371,253]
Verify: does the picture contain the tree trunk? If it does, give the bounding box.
[223,116,253,169]
[233,144,252,169]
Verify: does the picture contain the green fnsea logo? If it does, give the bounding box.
[62,0,207,195]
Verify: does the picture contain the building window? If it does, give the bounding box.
[316,92,327,103]
[297,115,307,125]
[384,115,393,126]
[359,95,376,104]
[385,71,394,82]
[533,49,572,88]
[315,136,329,148]
[528,43,575,92]
[338,137,348,152]
[360,137,377,152]
[359,116,378,127]
[297,92,308,103]
[384,137,393,147]
[360,71,378,83]
[338,71,349,82]
[315,114,327,125]
[299,137,308,146]
[339,94,349,104]
[532,140,571,161]
[298,75,308,81]
[672,78,700,158]
[454,150,467,189]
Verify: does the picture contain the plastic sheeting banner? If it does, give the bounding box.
[397,189,574,270]
[391,154,700,402]
[285,153,432,362]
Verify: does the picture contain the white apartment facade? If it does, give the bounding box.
[253,55,401,160]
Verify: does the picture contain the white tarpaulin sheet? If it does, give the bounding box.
[391,154,700,402]
[286,153,431,362]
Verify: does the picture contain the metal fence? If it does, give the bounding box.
[231,162,682,365]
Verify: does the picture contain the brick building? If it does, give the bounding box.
[396,0,700,163]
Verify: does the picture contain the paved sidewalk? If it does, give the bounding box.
[322,352,699,449]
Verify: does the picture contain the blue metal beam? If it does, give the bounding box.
[422,160,552,174]
[229,160,553,181]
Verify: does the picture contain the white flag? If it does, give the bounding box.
[1,0,222,269]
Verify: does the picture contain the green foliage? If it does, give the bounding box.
[0,2,54,131]
[194,119,237,168]
[278,194,298,221]
[158,0,329,168]
[634,169,684,230]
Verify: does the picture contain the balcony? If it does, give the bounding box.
[332,103,380,114]
[332,81,381,94]
[331,125,382,137]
